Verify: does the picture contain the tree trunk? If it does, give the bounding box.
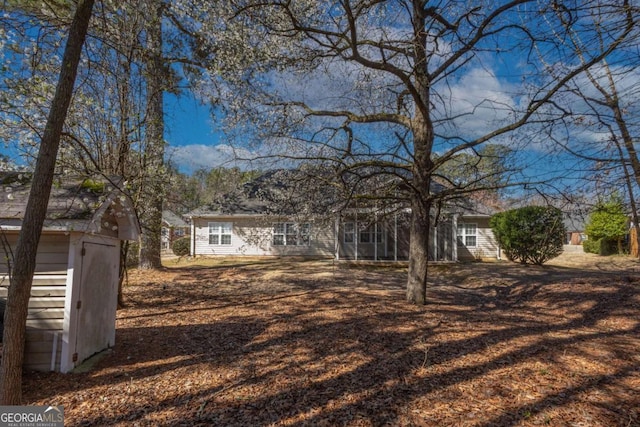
[404,2,435,305]
[406,194,432,304]
[138,0,165,270]
[405,113,434,305]
[0,0,94,405]
[615,133,640,258]
[117,241,129,309]
[406,125,434,306]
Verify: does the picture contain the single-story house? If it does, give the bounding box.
[563,211,588,245]
[0,173,139,372]
[185,172,500,262]
[161,210,189,253]
[185,181,335,257]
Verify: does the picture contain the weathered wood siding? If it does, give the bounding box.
[0,232,69,371]
[0,233,69,274]
[192,217,334,257]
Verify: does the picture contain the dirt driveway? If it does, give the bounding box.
[23,252,640,426]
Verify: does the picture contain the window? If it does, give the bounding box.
[457,223,477,247]
[344,222,355,243]
[209,222,232,245]
[359,224,383,244]
[273,222,310,246]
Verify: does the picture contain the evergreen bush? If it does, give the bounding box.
[490,206,565,265]
[582,238,600,254]
[583,237,618,256]
[172,237,191,257]
[584,195,628,255]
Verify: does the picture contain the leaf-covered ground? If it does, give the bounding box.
[23,253,640,426]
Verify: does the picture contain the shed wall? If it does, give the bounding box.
[0,232,69,371]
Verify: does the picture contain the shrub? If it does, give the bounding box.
[172,237,190,257]
[582,238,599,254]
[583,237,618,256]
[490,206,565,265]
[585,195,628,255]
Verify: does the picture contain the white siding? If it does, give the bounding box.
[191,217,334,257]
[24,330,64,372]
[0,232,69,371]
[0,274,67,372]
[477,220,499,259]
[0,233,69,274]
[457,217,498,260]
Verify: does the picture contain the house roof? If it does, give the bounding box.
[186,169,338,218]
[186,168,503,220]
[563,212,587,232]
[162,210,188,227]
[0,172,140,240]
[453,197,500,217]
[186,190,268,217]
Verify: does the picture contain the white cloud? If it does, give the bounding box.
[436,67,518,140]
[167,144,252,174]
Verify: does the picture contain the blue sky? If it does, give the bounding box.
[164,92,223,174]
[2,1,635,194]
[0,91,226,174]
[165,93,217,150]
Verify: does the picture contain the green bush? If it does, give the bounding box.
[172,237,190,257]
[583,238,618,256]
[490,206,566,265]
[582,238,599,254]
[585,195,628,255]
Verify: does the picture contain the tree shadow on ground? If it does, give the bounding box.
[23,259,640,426]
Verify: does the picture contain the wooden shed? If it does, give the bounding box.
[0,173,139,372]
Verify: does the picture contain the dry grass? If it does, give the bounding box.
[23,252,640,426]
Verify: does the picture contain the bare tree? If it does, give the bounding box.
[539,2,640,251]
[0,0,95,404]
[2,1,180,272]
[189,0,634,304]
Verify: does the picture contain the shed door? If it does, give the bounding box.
[74,241,118,365]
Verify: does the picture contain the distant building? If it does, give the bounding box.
[185,170,501,261]
[161,210,189,253]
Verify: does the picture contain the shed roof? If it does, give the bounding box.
[0,172,140,240]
